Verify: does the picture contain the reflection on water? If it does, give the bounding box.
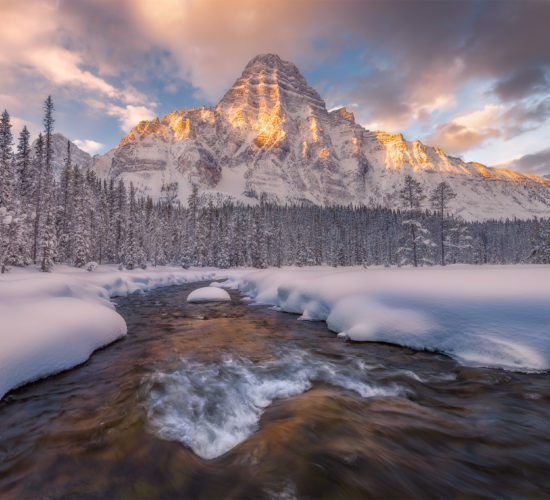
[0,282,549,499]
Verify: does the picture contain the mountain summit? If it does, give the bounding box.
[89,54,550,220]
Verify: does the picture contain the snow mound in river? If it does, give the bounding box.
[0,265,242,399]
[187,286,231,303]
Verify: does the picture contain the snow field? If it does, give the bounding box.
[225,266,550,372]
[0,266,243,399]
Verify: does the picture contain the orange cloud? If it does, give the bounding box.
[426,105,503,153]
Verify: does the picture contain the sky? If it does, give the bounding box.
[1,0,549,174]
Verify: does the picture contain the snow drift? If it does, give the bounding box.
[0,266,240,399]
[225,266,550,372]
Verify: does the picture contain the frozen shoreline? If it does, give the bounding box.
[0,265,244,399]
[2,264,550,400]
[225,265,550,372]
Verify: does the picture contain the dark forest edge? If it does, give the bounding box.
[1,97,549,273]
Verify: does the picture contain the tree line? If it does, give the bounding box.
[1,97,549,272]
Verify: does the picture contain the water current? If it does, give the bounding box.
[1,282,549,498]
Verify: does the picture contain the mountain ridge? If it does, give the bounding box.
[32,132,92,178]
[89,53,550,221]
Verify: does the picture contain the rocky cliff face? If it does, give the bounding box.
[32,133,92,178]
[89,54,550,221]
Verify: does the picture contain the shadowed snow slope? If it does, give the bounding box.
[225,266,550,372]
[0,266,243,399]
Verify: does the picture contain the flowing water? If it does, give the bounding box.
[1,283,550,499]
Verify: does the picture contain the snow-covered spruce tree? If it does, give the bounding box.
[430,181,457,266]
[73,167,91,267]
[446,220,474,264]
[104,179,117,262]
[31,134,45,263]
[3,206,29,271]
[16,126,32,202]
[396,217,436,266]
[93,179,109,264]
[43,96,54,177]
[122,183,138,269]
[0,109,14,210]
[0,110,15,272]
[14,126,34,264]
[57,141,74,262]
[394,175,434,266]
[40,197,57,272]
[115,180,128,265]
[122,183,145,269]
[155,213,169,266]
[216,210,231,269]
[187,184,199,263]
[529,217,550,263]
[1,121,30,271]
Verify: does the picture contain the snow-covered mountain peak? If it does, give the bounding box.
[329,107,356,124]
[89,54,550,221]
[216,53,327,145]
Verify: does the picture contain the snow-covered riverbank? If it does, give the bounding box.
[225,266,550,372]
[0,265,244,399]
[2,264,550,400]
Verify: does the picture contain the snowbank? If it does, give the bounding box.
[3,264,549,400]
[187,286,231,303]
[225,266,550,372]
[0,265,243,399]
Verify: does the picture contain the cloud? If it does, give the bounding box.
[73,139,105,155]
[1,0,550,159]
[0,0,157,134]
[494,148,550,177]
[319,1,550,133]
[500,96,550,137]
[10,116,42,139]
[106,104,158,132]
[426,105,502,153]
[0,2,117,99]
[427,123,500,154]
[454,105,503,130]
[426,97,550,154]
[493,67,548,102]
[25,47,118,97]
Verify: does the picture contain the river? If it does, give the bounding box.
[1,282,549,498]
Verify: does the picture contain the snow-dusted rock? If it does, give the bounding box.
[89,54,550,221]
[186,287,231,303]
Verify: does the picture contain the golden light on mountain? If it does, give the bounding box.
[172,117,191,139]
[310,117,321,143]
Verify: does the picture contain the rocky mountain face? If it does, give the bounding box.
[33,133,92,178]
[89,54,550,221]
